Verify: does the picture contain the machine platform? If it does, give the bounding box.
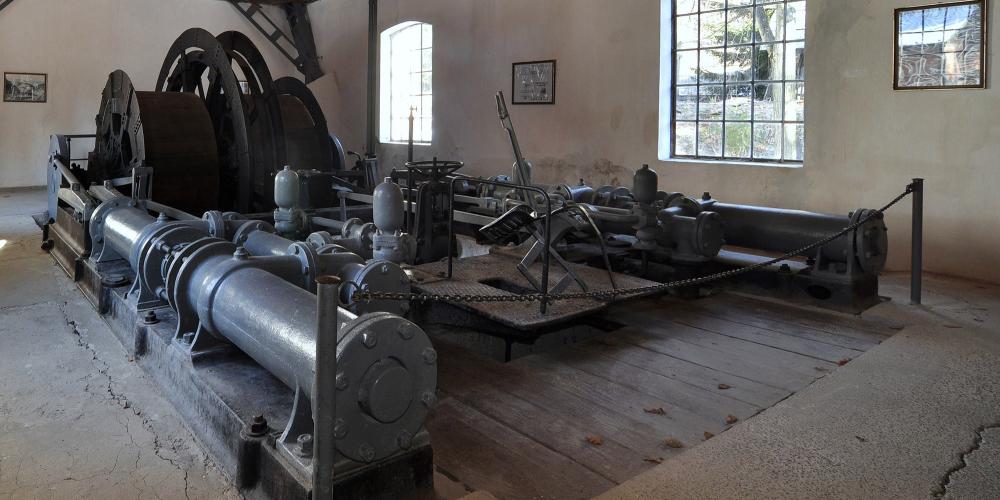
[410,250,662,333]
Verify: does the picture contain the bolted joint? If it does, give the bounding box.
[246,414,268,437]
[143,311,159,325]
[362,332,378,349]
[422,348,438,364]
[335,372,349,390]
[295,433,313,458]
[396,430,413,450]
[358,443,376,463]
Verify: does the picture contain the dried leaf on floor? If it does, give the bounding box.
[643,457,663,464]
[717,383,731,390]
[725,415,739,425]
[703,431,714,440]
[837,358,851,366]
[663,437,684,449]
[585,435,603,446]
[644,407,667,415]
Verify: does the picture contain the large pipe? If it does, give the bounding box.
[707,202,855,262]
[205,266,357,397]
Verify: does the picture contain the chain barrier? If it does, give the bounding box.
[353,185,915,305]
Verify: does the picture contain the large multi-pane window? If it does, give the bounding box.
[379,22,433,144]
[670,0,806,163]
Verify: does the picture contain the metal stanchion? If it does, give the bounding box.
[313,276,341,500]
[910,178,924,305]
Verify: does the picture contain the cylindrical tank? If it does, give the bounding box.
[372,178,404,232]
[274,165,300,210]
[707,202,887,270]
[633,164,658,205]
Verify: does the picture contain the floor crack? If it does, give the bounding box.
[934,423,1000,497]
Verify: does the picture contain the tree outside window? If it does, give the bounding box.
[671,0,805,163]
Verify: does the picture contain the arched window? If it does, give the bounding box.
[380,22,432,144]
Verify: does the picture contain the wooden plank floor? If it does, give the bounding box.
[426,293,901,499]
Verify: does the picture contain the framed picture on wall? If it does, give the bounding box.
[3,72,48,103]
[894,0,988,90]
[512,60,556,104]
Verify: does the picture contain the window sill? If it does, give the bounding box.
[380,141,432,147]
[661,157,803,169]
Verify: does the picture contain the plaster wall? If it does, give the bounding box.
[0,0,296,188]
[307,0,1000,283]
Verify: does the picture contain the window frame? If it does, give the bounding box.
[667,0,806,166]
[379,21,433,145]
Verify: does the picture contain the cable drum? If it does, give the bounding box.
[92,70,220,214]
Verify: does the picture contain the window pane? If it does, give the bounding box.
[785,41,805,80]
[784,82,804,121]
[700,11,725,48]
[675,122,697,156]
[676,14,699,50]
[725,47,752,82]
[676,0,698,15]
[421,49,432,71]
[784,123,805,161]
[725,122,752,158]
[725,84,752,120]
[698,85,724,120]
[753,123,781,159]
[785,1,806,40]
[675,85,698,120]
[753,83,782,121]
[700,0,724,12]
[421,73,432,93]
[699,49,725,83]
[727,7,754,45]
[698,122,723,157]
[755,3,785,42]
[753,44,783,81]
[676,50,699,85]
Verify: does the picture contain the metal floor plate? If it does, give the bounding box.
[410,250,661,330]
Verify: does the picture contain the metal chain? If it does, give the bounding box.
[354,185,914,305]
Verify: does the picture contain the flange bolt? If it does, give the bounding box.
[359,443,376,463]
[295,434,313,458]
[143,311,159,325]
[396,431,413,450]
[247,414,268,437]
[422,348,438,364]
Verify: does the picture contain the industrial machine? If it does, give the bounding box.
[42,28,435,500]
[39,25,908,498]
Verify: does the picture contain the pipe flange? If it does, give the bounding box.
[89,197,133,262]
[694,211,724,257]
[168,239,236,340]
[203,211,226,238]
[334,313,436,463]
[851,208,888,275]
[288,242,319,291]
[342,261,410,316]
[140,225,210,303]
[306,231,336,249]
[232,220,275,246]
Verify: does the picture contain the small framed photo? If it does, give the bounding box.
[512,60,556,104]
[3,72,48,103]
[894,0,987,90]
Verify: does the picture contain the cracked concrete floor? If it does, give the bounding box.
[0,188,238,500]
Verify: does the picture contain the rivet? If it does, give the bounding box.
[362,332,377,348]
[422,348,437,364]
[359,443,376,463]
[335,372,349,390]
[421,392,437,408]
[380,264,389,275]
[396,431,413,450]
[397,324,414,340]
[334,418,347,439]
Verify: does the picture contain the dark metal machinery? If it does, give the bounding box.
[42,27,437,500]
